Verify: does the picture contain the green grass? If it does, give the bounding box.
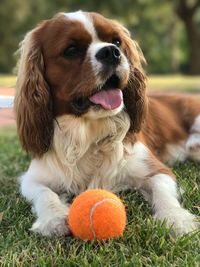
[0,126,199,267]
[148,75,200,93]
[0,75,16,88]
[0,74,200,93]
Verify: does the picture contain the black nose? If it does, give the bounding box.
[96,45,121,65]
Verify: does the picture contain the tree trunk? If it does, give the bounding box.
[175,0,200,75]
[184,17,200,74]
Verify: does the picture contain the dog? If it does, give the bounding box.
[14,11,200,236]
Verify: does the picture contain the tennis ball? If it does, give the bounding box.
[68,189,126,241]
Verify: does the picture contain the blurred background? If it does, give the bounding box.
[0,0,200,75]
[0,0,200,126]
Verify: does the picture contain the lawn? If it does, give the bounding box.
[0,76,200,266]
[0,75,16,88]
[0,129,200,266]
[0,74,200,93]
[147,75,200,92]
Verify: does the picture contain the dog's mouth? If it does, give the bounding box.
[72,75,123,112]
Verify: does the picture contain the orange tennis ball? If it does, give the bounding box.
[68,189,126,241]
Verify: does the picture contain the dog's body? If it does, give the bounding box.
[15,11,200,236]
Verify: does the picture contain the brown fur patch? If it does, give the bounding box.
[137,93,200,160]
[91,12,148,133]
[15,12,200,161]
[14,29,54,157]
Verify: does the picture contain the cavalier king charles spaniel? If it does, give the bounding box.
[14,11,200,236]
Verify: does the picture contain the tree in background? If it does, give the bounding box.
[64,0,179,74]
[0,0,57,73]
[0,0,23,73]
[0,0,199,74]
[174,0,200,74]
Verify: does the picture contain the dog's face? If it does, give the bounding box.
[43,12,130,119]
[15,11,147,156]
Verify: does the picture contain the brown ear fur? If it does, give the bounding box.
[119,25,148,132]
[14,28,53,157]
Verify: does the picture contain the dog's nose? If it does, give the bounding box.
[96,46,121,65]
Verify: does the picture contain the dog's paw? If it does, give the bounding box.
[30,213,70,236]
[186,133,200,160]
[154,207,199,235]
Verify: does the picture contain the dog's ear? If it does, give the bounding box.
[117,24,148,132]
[123,65,148,132]
[14,25,54,157]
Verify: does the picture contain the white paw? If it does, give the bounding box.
[154,207,199,235]
[31,212,70,236]
[186,134,200,153]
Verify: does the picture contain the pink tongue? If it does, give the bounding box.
[89,89,123,110]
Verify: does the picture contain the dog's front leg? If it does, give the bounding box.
[125,142,199,235]
[20,174,69,236]
[141,173,199,235]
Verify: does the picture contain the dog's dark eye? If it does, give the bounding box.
[63,45,79,58]
[112,38,121,47]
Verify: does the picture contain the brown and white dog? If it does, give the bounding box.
[14,11,200,236]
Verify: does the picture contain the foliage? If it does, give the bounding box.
[0,0,199,74]
[1,74,200,94]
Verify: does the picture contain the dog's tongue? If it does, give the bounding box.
[89,89,123,110]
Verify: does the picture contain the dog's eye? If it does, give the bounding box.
[63,45,79,58]
[112,38,121,47]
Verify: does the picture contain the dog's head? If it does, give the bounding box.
[15,11,147,157]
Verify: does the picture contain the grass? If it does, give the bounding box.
[148,75,200,92]
[0,126,200,267]
[0,75,16,88]
[0,75,200,266]
[0,74,200,93]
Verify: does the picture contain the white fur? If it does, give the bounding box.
[21,173,70,236]
[88,41,130,89]
[18,12,199,237]
[20,118,199,236]
[190,115,200,133]
[164,143,187,165]
[64,11,97,40]
[64,11,130,91]
[20,111,130,235]
[85,101,124,120]
[88,42,114,86]
[186,115,200,160]
[163,115,200,163]
[149,174,198,234]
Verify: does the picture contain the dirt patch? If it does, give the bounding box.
[0,87,15,96]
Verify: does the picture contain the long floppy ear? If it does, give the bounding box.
[118,25,148,132]
[14,27,54,157]
[123,62,147,132]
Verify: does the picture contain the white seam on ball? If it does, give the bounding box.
[89,198,122,239]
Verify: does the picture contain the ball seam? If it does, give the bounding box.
[89,198,123,240]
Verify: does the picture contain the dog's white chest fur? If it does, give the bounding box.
[74,138,126,191]
[44,111,131,194]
